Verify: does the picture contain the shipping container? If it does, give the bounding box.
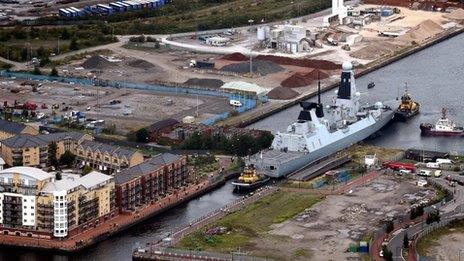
[195,60,215,68]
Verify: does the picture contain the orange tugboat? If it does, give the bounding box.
[394,87,420,121]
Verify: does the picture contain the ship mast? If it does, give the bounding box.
[318,71,321,105]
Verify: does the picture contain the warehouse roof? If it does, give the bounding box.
[148,119,179,132]
[221,81,268,95]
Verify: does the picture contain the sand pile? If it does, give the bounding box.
[444,8,464,20]
[350,41,401,60]
[184,78,224,89]
[256,55,340,70]
[82,55,116,70]
[281,73,313,88]
[221,52,248,61]
[396,19,443,44]
[221,60,284,75]
[268,86,299,100]
[127,59,155,69]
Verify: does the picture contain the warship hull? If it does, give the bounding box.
[248,110,395,178]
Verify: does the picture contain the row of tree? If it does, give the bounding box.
[179,131,274,156]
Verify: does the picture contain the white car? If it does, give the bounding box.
[36,112,45,119]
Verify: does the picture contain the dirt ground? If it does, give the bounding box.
[427,231,464,261]
[250,175,436,260]
[0,79,229,133]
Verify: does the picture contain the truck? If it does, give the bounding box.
[426,162,440,169]
[382,162,416,172]
[189,60,215,69]
[436,158,453,165]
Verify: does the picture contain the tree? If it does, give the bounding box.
[385,220,394,234]
[69,38,79,51]
[59,151,76,167]
[48,142,59,168]
[55,172,62,180]
[32,67,42,75]
[381,245,393,261]
[50,67,58,77]
[410,204,425,220]
[82,165,92,175]
[403,233,409,249]
[135,128,149,143]
[426,210,441,224]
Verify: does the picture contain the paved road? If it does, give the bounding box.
[383,176,464,261]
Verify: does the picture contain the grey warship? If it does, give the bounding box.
[247,61,396,178]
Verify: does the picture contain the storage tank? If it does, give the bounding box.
[264,26,271,39]
[257,27,266,41]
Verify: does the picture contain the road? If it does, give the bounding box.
[383,175,464,261]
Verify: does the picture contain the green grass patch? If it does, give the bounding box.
[293,248,312,259]
[416,218,464,256]
[178,191,322,253]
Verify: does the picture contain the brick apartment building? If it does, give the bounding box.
[114,153,188,213]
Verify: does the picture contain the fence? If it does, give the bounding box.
[0,71,265,125]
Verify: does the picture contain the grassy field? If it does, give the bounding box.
[416,219,464,256]
[178,191,322,253]
[344,144,403,164]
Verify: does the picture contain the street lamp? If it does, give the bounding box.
[248,19,254,78]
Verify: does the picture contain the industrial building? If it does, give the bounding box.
[0,167,116,238]
[257,24,312,54]
[114,153,188,213]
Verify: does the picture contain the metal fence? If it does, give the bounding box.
[0,70,264,125]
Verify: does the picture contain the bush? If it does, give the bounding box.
[410,204,425,220]
[32,67,42,75]
[385,220,394,234]
[59,151,76,167]
[129,35,146,43]
[50,67,58,77]
[82,165,92,175]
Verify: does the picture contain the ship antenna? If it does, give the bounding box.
[318,71,321,105]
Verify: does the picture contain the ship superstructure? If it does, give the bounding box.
[420,108,464,136]
[247,62,396,178]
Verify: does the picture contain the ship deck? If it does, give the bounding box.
[250,149,304,165]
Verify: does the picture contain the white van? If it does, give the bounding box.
[436,158,453,165]
[426,162,440,169]
[399,169,411,175]
[434,170,442,177]
[417,179,428,187]
[418,169,431,177]
[229,100,242,107]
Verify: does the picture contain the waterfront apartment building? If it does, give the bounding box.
[0,119,39,142]
[114,153,188,213]
[0,166,116,238]
[0,132,92,168]
[74,140,144,174]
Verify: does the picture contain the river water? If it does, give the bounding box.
[0,182,241,261]
[249,33,464,153]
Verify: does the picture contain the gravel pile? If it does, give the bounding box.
[184,78,224,89]
[256,55,340,70]
[221,60,284,75]
[267,86,299,100]
[82,55,117,70]
[127,59,155,69]
[281,73,313,88]
[306,69,330,81]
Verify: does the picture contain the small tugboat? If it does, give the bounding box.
[367,82,375,89]
[232,166,270,192]
[420,108,464,136]
[394,88,420,121]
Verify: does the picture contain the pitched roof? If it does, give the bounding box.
[1,134,47,148]
[0,119,27,135]
[79,140,137,158]
[36,132,86,143]
[79,171,113,189]
[114,153,182,184]
[1,132,86,149]
[148,119,179,132]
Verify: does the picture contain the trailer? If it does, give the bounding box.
[69,7,82,16]
[109,2,125,11]
[59,8,72,17]
[118,1,131,10]
[96,4,113,14]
